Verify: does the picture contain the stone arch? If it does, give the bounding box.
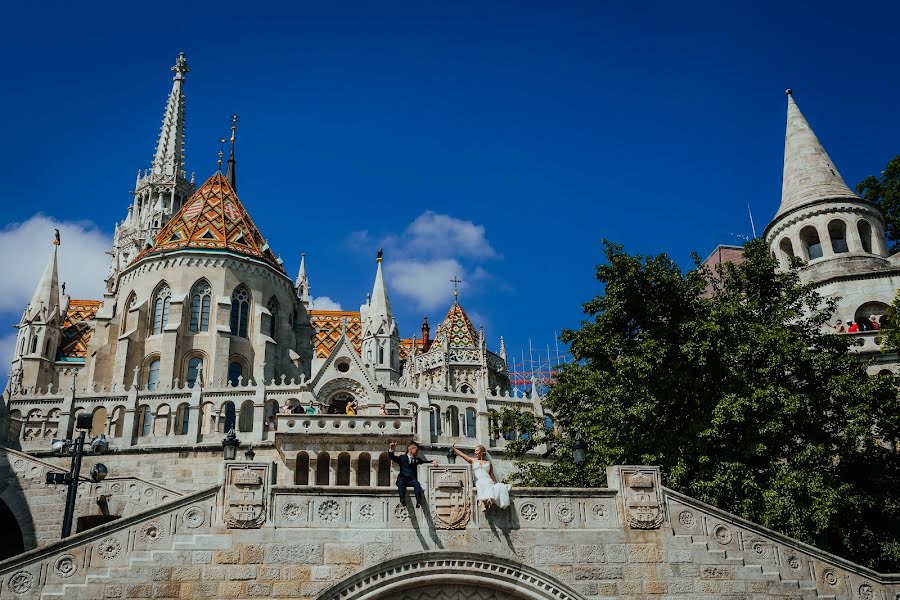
[799,225,823,260]
[0,466,37,555]
[827,218,849,253]
[318,551,581,600]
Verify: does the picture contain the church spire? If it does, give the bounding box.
[296,253,310,302]
[368,249,393,326]
[225,114,238,191]
[776,89,858,217]
[27,235,61,321]
[152,53,189,178]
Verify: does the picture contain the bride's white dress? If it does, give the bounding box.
[472,461,511,509]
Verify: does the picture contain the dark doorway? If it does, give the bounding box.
[0,500,25,559]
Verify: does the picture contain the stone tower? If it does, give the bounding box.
[359,251,400,385]
[8,238,68,394]
[106,53,195,292]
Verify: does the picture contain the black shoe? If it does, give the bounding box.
[415,501,421,508]
[399,500,407,507]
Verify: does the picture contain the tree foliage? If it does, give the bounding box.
[857,155,900,253]
[504,239,900,570]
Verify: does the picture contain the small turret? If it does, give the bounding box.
[295,253,310,303]
[360,250,400,385]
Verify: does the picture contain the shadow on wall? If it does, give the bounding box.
[0,395,35,558]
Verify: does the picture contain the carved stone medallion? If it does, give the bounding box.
[678,510,696,528]
[822,568,839,587]
[223,464,268,529]
[429,467,471,530]
[358,503,375,522]
[7,570,33,594]
[318,499,341,522]
[394,503,410,522]
[858,584,873,600]
[519,502,539,522]
[713,524,733,545]
[140,522,163,544]
[555,502,575,524]
[183,506,205,529]
[54,554,77,578]
[97,537,122,560]
[282,502,303,521]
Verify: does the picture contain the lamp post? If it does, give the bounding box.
[222,429,240,461]
[45,412,109,538]
[573,431,587,488]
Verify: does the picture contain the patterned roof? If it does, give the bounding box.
[58,300,101,360]
[431,301,479,348]
[309,310,362,359]
[399,337,425,361]
[133,172,285,273]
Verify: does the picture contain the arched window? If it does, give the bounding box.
[377,453,392,487]
[295,452,310,485]
[357,453,371,486]
[228,361,243,386]
[146,359,161,391]
[29,336,37,354]
[828,220,849,254]
[336,452,351,486]
[501,414,516,441]
[44,339,50,357]
[316,452,330,485]
[858,220,874,254]
[447,406,460,437]
[239,400,255,432]
[266,297,278,338]
[430,407,442,436]
[154,404,171,436]
[189,280,212,333]
[18,336,25,355]
[122,292,136,332]
[150,284,171,335]
[138,405,152,437]
[328,392,354,414]
[230,286,251,338]
[220,401,236,433]
[799,226,823,260]
[174,403,190,435]
[855,301,890,332]
[186,356,203,388]
[378,345,385,365]
[91,407,108,437]
[779,237,795,262]
[465,407,477,438]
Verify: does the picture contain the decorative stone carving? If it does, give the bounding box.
[519,502,539,522]
[394,502,410,522]
[555,502,575,524]
[7,570,34,594]
[358,503,375,522]
[54,554,77,578]
[318,499,341,523]
[140,521,163,544]
[858,584,873,600]
[97,537,122,560]
[223,464,269,529]
[620,468,664,529]
[590,503,606,521]
[713,524,733,545]
[183,505,205,528]
[678,510,696,528]
[428,466,471,530]
[787,555,801,570]
[282,501,303,521]
[749,539,771,559]
[822,568,839,587]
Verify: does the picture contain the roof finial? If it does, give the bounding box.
[785,88,793,97]
[450,275,462,300]
[376,248,383,263]
[217,138,226,172]
[226,114,239,190]
[172,52,189,81]
[53,228,61,246]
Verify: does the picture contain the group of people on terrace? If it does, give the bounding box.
[833,314,885,333]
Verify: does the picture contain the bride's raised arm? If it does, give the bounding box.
[451,445,474,464]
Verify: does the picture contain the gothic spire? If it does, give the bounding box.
[776,89,858,218]
[296,253,310,302]
[151,53,189,178]
[368,249,394,329]
[27,236,61,321]
[225,114,239,191]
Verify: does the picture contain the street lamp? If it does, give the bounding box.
[222,429,240,461]
[573,431,587,488]
[244,444,255,461]
[45,412,109,538]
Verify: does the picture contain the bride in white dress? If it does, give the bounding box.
[451,444,511,511]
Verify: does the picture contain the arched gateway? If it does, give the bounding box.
[318,552,580,600]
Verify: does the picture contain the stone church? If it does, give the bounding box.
[0,54,897,599]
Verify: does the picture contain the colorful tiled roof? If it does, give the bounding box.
[133,172,285,273]
[399,337,425,361]
[431,301,479,348]
[58,300,101,360]
[309,310,362,359]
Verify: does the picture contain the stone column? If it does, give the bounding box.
[416,388,431,444]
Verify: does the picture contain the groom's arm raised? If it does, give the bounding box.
[388,441,401,464]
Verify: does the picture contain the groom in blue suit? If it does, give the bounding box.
[389,441,437,508]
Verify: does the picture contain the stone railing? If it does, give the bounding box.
[276,414,414,437]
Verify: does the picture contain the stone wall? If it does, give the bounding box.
[0,463,897,599]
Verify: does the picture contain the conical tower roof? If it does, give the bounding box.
[776,90,859,218]
[132,172,285,273]
[431,301,478,348]
[27,243,60,321]
[152,53,189,179]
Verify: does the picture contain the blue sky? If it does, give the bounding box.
[1,1,899,381]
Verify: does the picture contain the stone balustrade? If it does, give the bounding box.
[275,414,413,437]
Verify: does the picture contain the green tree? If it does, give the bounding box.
[857,156,900,253]
[504,239,900,570]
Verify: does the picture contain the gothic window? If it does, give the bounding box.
[18,336,25,355]
[230,286,250,338]
[29,336,37,354]
[175,403,190,435]
[267,297,278,338]
[122,292,136,332]
[189,281,212,333]
[430,407,442,436]
[779,237,795,262]
[138,405,152,437]
[465,407,477,438]
[228,361,243,386]
[328,392,354,414]
[799,226,823,260]
[147,358,161,391]
[295,452,310,485]
[316,452,330,485]
[239,400,255,432]
[220,402,236,433]
[447,406,460,437]
[186,356,203,388]
[44,339,50,357]
[378,345,385,365]
[828,220,849,254]
[858,220,874,254]
[377,453,392,486]
[336,453,351,486]
[357,452,371,486]
[150,284,171,335]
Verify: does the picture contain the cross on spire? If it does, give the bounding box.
[226,114,239,190]
[451,276,462,300]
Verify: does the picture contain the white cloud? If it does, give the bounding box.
[404,212,498,259]
[310,296,343,311]
[387,258,465,311]
[0,215,110,312]
[0,333,16,376]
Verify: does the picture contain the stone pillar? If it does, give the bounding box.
[123,381,140,448]
[475,382,490,448]
[416,388,432,444]
[188,380,203,443]
[248,383,266,443]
